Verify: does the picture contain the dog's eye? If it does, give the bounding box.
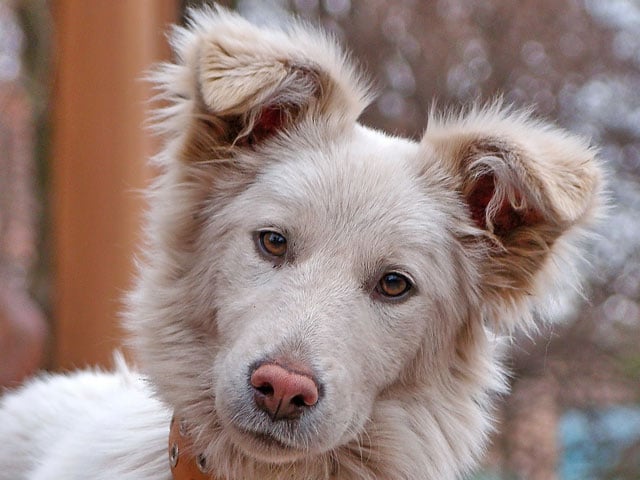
[376,272,412,298]
[258,231,287,257]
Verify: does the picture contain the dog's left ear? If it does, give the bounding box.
[423,105,604,330]
[152,7,371,160]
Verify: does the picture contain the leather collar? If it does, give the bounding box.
[169,415,214,480]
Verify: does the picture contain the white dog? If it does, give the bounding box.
[0,6,603,480]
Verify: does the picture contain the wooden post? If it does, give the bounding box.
[51,1,177,370]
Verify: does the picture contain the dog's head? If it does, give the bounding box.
[127,7,603,478]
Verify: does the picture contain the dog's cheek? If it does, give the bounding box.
[188,223,262,336]
[367,303,429,374]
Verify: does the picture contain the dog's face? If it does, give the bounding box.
[127,7,603,477]
[205,127,466,461]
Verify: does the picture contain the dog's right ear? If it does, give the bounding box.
[151,7,371,162]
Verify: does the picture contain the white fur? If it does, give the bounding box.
[0,356,170,480]
[0,6,603,480]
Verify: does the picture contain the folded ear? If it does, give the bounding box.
[150,6,371,162]
[423,104,605,331]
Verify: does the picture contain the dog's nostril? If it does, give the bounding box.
[290,394,306,408]
[255,383,274,396]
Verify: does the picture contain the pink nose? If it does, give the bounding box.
[250,363,319,421]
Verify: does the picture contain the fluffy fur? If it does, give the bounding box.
[0,6,603,480]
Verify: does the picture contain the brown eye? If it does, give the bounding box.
[377,272,412,298]
[258,231,287,257]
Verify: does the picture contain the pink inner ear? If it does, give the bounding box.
[467,173,543,237]
[248,105,288,145]
[467,174,495,230]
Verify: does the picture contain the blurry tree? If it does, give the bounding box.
[0,0,49,386]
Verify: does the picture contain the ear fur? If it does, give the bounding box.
[149,6,371,163]
[423,103,605,331]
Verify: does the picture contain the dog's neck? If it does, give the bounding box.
[169,415,214,480]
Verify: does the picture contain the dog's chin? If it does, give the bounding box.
[227,424,315,464]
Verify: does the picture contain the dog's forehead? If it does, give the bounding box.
[240,125,449,244]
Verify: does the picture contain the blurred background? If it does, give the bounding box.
[0,1,638,478]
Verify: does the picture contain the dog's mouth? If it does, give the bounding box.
[241,428,294,449]
[230,425,308,463]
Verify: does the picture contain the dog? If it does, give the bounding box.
[0,6,603,480]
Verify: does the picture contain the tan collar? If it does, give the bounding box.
[169,415,214,480]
